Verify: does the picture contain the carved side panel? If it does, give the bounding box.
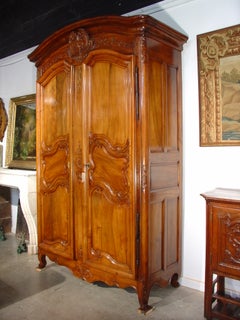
[212,209,240,271]
[222,214,240,265]
[40,135,69,193]
[89,133,130,205]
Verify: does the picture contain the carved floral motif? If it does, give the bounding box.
[75,144,83,183]
[39,29,135,74]
[134,36,147,63]
[222,214,240,264]
[92,35,133,52]
[141,165,147,192]
[68,28,92,62]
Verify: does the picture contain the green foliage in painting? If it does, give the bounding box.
[13,105,36,161]
[221,67,240,84]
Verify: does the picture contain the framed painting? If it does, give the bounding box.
[197,24,240,146]
[5,94,36,170]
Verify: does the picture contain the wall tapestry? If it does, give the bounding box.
[198,24,240,146]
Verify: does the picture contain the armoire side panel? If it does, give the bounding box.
[149,197,180,275]
[166,66,178,150]
[148,53,182,282]
[149,201,164,273]
[165,197,179,268]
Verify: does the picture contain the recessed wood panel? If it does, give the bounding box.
[149,196,180,274]
[149,201,163,273]
[212,205,240,273]
[151,163,178,190]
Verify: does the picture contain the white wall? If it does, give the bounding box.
[0,0,239,293]
[0,47,36,165]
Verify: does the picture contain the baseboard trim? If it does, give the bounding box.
[179,276,205,292]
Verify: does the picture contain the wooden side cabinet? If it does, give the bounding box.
[201,188,240,320]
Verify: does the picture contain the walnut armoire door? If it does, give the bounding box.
[81,51,137,280]
[37,62,74,261]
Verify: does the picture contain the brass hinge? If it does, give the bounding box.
[135,66,139,120]
[136,212,140,267]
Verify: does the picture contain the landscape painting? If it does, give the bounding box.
[5,94,36,170]
[220,55,240,141]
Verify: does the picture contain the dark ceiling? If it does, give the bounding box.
[0,0,163,59]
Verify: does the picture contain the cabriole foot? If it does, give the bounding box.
[171,273,180,288]
[36,254,47,271]
[138,304,154,315]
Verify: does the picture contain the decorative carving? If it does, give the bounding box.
[68,28,92,62]
[41,135,69,193]
[38,32,134,75]
[92,35,133,52]
[89,133,130,205]
[75,144,83,183]
[38,53,69,77]
[0,98,8,142]
[198,24,240,146]
[90,248,128,269]
[134,36,147,63]
[75,264,93,281]
[223,214,240,264]
[77,247,83,259]
[141,165,147,192]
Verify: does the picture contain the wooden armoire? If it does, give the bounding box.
[29,15,187,313]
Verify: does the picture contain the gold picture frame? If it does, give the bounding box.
[197,24,240,146]
[5,94,36,170]
[0,98,8,142]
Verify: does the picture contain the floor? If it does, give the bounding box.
[0,234,206,320]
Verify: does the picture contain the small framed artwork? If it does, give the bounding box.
[197,24,240,146]
[5,94,36,170]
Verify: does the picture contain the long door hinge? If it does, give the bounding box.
[136,211,140,267]
[135,66,139,120]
